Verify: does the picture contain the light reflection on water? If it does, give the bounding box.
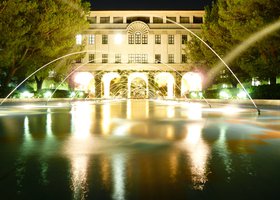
[1,100,280,199]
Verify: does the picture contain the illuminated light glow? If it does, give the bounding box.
[223,106,241,115]
[155,72,175,98]
[219,90,231,99]
[22,104,36,109]
[44,91,52,98]
[46,108,53,137]
[112,123,134,137]
[182,103,202,120]
[183,123,210,190]
[252,78,261,86]
[112,154,126,200]
[215,126,233,175]
[186,125,202,144]
[181,72,202,96]
[76,34,82,45]
[166,126,175,139]
[24,116,32,141]
[102,104,111,135]
[74,72,94,91]
[222,84,228,88]
[71,103,92,139]
[167,106,175,118]
[114,33,123,45]
[237,91,247,99]
[70,155,89,200]
[70,92,76,98]
[78,91,84,97]
[21,91,34,98]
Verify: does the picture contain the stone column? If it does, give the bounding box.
[148,72,156,98]
[175,72,182,98]
[119,71,128,98]
[94,71,102,98]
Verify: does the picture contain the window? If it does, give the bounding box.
[153,17,163,23]
[166,17,176,23]
[168,54,174,63]
[100,17,110,23]
[128,34,134,44]
[182,35,188,44]
[168,35,174,44]
[142,34,148,44]
[155,35,161,44]
[129,32,148,44]
[135,32,141,44]
[181,54,187,63]
[102,54,108,63]
[180,17,190,23]
[115,54,121,63]
[113,17,123,23]
[87,17,96,24]
[155,54,161,63]
[127,17,150,23]
[102,35,108,44]
[128,54,148,64]
[88,35,95,45]
[89,54,95,63]
[76,34,82,45]
[193,16,203,24]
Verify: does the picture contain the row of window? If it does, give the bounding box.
[87,16,203,24]
[84,54,187,64]
[84,34,188,45]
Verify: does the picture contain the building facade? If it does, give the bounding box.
[74,10,205,98]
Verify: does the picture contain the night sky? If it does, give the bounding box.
[89,0,213,10]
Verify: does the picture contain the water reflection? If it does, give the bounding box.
[102,103,111,135]
[215,126,233,179]
[112,153,126,200]
[181,105,210,190]
[71,102,93,139]
[67,103,94,199]
[2,100,279,199]
[46,108,53,138]
[24,116,32,141]
[70,155,89,200]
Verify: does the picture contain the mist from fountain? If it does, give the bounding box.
[207,19,280,85]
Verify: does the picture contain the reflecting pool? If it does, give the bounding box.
[0,99,280,199]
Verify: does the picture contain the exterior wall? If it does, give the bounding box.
[74,10,205,98]
[77,10,205,72]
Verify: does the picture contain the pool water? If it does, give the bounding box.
[0,99,280,199]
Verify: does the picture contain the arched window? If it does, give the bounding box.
[135,32,141,44]
[127,21,149,45]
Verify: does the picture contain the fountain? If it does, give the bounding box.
[1,12,280,200]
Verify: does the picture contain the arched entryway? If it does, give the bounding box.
[73,72,95,94]
[181,72,202,96]
[154,72,175,98]
[102,72,121,98]
[127,73,148,98]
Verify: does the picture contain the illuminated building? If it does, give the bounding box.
[74,10,205,98]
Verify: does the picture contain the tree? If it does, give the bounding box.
[0,0,90,97]
[186,0,280,88]
[185,1,249,88]
[218,0,280,85]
